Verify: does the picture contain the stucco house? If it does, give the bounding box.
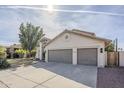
[37,29,111,67]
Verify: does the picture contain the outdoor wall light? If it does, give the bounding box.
[100,48,103,53]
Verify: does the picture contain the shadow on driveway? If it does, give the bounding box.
[32,61,97,88]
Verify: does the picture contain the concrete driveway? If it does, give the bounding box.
[0,62,97,88]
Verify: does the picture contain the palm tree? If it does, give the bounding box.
[19,22,44,57]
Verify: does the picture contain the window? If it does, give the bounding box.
[64,33,70,41]
[65,35,69,39]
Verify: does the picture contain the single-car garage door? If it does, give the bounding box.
[77,48,97,66]
[48,49,72,64]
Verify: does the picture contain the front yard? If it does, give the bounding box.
[7,58,36,68]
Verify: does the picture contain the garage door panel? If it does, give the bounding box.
[77,48,97,66]
[48,49,72,63]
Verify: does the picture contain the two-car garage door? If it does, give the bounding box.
[48,48,97,66]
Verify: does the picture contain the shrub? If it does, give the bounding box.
[15,49,28,58]
[0,59,10,69]
[0,46,10,69]
[105,42,114,52]
[15,49,36,58]
[31,50,36,57]
[0,46,6,59]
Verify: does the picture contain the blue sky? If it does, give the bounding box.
[0,5,124,49]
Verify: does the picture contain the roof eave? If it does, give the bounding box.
[45,29,112,47]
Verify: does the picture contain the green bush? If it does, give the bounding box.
[0,46,10,69]
[15,49,36,58]
[31,50,36,57]
[0,46,6,59]
[0,59,10,69]
[105,42,114,52]
[15,49,28,58]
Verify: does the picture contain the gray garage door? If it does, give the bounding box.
[48,49,72,64]
[77,48,97,66]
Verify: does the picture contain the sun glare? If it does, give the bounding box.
[47,5,54,13]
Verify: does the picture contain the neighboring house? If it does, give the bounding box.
[6,44,22,58]
[36,37,51,60]
[44,29,111,67]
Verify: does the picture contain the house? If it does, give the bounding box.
[36,37,51,60]
[6,44,22,58]
[43,29,111,67]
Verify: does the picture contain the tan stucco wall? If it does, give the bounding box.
[45,32,105,67]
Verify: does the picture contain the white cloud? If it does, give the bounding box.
[1,6,124,16]
[30,10,66,38]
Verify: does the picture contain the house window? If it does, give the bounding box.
[64,33,70,41]
[65,35,69,39]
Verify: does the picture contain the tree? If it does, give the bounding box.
[19,23,44,57]
[105,42,115,52]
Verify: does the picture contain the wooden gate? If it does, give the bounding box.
[107,52,119,66]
